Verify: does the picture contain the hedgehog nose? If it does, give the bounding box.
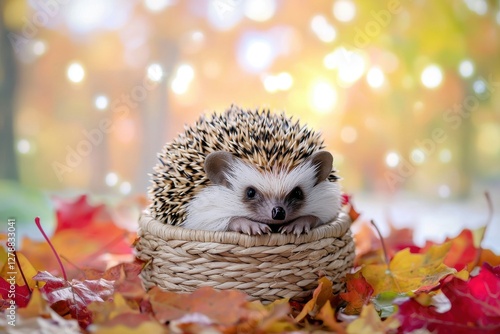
[272,206,286,220]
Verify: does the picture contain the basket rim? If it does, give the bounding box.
[138,210,352,247]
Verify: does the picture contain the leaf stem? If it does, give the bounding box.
[35,217,68,281]
[13,251,32,294]
[370,220,390,269]
[471,191,494,269]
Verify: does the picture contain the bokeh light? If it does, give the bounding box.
[310,81,338,114]
[332,0,356,22]
[237,34,275,73]
[144,0,175,12]
[171,64,194,94]
[105,172,119,187]
[311,15,337,43]
[244,0,276,22]
[147,63,164,82]
[94,95,109,110]
[17,139,31,154]
[67,62,85,83]
[421,64,443,89]
[385,152,400,168]
[458,60,474,78]
[366,67,385,88]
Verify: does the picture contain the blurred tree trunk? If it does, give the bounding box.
[0,12,18,181]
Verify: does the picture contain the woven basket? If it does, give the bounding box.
[135,211,355,302]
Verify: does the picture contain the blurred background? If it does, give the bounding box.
[0,0,499,249]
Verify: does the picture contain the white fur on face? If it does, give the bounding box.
[182,159,341,232]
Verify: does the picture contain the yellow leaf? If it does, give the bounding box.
[316,300,346,334]
[17,288,47,319]
[346,304,400,334]
[361,242,456,294]
[93,321,167,334]
[0,252,38,289]
[295,276,333,322]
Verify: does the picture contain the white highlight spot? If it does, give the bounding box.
[105,172,119,187]
[366,67,385,88]
[410,148,426,165]
[463,0,487,15]
[244,0,276,22]
[171,64,194,95]
[67,62,85,83]
[17,139,31,154]
[119,181,132,195]
[33,40,47,56]
[421,64,443,89]
[95,95,109,110]
[333,0,356,22]
[458,60,474,78]
[310,81,338,114]
[147,63,164,82]
[473,79,486,94]
[385,152,400,168]
[310,15,337,43]
[144,0,174,12]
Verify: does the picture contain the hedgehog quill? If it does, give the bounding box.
[148,105,341,235]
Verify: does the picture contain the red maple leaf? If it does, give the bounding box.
[53,195,105,233]
[34,271,114,329]
[0,278,31,309]
[396,263,500,333]
[340,271,374,315]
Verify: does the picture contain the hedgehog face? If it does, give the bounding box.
[204,150,333,226]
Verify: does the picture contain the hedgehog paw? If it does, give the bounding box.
[227,217,272,235]
[279,216,319,236]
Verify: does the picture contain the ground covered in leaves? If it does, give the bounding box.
[1,194,499,333]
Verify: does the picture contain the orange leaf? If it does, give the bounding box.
[340,271,374,315]
[149,286,248,326]
[316,300,346,333]
[295,276,333,322]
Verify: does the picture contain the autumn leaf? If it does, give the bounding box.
[340,271,374,315]
[240,299,297,333]
[17,288,46,319]
[361,242,456,294]
[295,276,333,322]
[149,286,248,326]
[53,194,105,233]
[397,263,500,333]
[0,251,38,289]
[316,300,346,333]
[0,278,31,309]
[34,271,114,329]
[346,304,400,334]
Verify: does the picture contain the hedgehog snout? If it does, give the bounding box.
[272,206,286,220]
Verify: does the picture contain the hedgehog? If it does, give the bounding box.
[148,105,341,235]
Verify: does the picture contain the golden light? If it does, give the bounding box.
[244,0,276,22]
[310,15,337,43]
[67,62,85,83]
[332,0,356,22]
[310,81,338,114]
[385,151,400,168]
[171,64,195,95]
[420,64,443,89]
[366,67,385,88]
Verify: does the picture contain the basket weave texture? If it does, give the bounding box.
[135,211,355,302]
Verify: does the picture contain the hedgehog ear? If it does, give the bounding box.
[307,151,333,185]
[204,151,235,188]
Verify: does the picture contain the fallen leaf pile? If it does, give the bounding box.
[1,194,499,333]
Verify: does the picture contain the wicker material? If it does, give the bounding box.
[135,211,355,302]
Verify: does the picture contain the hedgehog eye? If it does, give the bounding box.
[246,187,257,199]
[290,187,304,200]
